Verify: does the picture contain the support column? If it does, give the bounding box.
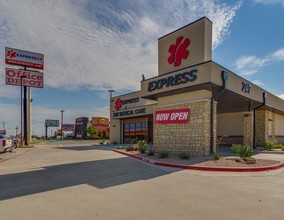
[23,86,28,145]
[243,112,253,147]
[28,87,32,142]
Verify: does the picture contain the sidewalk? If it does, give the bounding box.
[0,147,36,163]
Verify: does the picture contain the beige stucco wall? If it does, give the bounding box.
[153,99,216,156]
[217,112,244,136]
[157,90,212,106]
[217,112,245,145]
[275,113,284,135]
[110,118,121,144]
[274,113,284,143]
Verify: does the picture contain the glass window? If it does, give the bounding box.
[135,122,142,135]
[123,121,149,144]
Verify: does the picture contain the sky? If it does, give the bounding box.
[0,0,284,136]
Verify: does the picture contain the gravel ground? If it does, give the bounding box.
[117,150,280,167]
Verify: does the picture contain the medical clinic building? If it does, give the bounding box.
[110,17,284,156]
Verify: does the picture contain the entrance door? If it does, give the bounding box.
[123,120,152,144]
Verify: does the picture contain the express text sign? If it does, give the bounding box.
[5,47,44,69]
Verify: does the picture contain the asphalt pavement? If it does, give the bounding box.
[0,142,283,220]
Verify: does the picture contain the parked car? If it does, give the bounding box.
[0,134,13,152]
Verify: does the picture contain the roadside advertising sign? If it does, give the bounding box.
[45,120,59,127]
[155,108,190,124]
[5,47,44,69]
[62,124,75,131]
[0,130,6,135]
[5,68,44,88]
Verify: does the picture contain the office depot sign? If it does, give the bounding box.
[155,108,190,124]
[5,68,44,88]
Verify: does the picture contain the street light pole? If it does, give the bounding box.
[108,90,115,99]
[61,110,64,140]
[15,126,18,138]
[20,75,27,145]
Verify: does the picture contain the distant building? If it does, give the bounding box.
[91,117,110,138]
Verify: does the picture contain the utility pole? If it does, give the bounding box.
[15,126,18,138]
[28,87,32,143]
[20,75,27,145]
[61,110,65,140]
[2,122,5,130]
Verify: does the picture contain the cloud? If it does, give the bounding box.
[235,47,284,75]
[272,48,284,61]
[279,94,284,100]
[251,79,264,86]
[0,0,241,97]
[253,0,284,6]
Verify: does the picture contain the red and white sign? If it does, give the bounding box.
[5,68,44,88]
[62,124,75,131]
[168,36,190,67]
[155,108,190,124]
[5,47,44,69]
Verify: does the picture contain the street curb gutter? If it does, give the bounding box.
[113,150,284,172]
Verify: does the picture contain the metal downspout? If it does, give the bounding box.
[210,71,228,154]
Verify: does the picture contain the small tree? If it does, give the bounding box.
[85,125,99,138]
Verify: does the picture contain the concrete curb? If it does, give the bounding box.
[113,149,284,172]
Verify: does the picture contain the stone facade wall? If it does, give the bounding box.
[255,110,265,146]
[243,112,253,147]
[255,110,275,146]
[153,100,216,156]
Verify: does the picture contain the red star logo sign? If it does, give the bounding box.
[114,98,122,111]
[168,36,190,67]
[7,50,17,58]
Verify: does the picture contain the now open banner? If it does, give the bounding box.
[155,108,190,124]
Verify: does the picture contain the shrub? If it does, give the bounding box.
[116,146,127,149]
[264,141,275,150]
[159,150,169,158]
[138,140,147,153]
[231,144,254,158]
[126,145,138,151]
[178,151,191,159]
[99,139,105,145]
[147,149,154,156]
[212,150,222,160]
[274,144,283,149]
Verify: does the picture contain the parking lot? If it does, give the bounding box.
[0,142,284,220]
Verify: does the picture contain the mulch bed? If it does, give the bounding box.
[115,149,280,168]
